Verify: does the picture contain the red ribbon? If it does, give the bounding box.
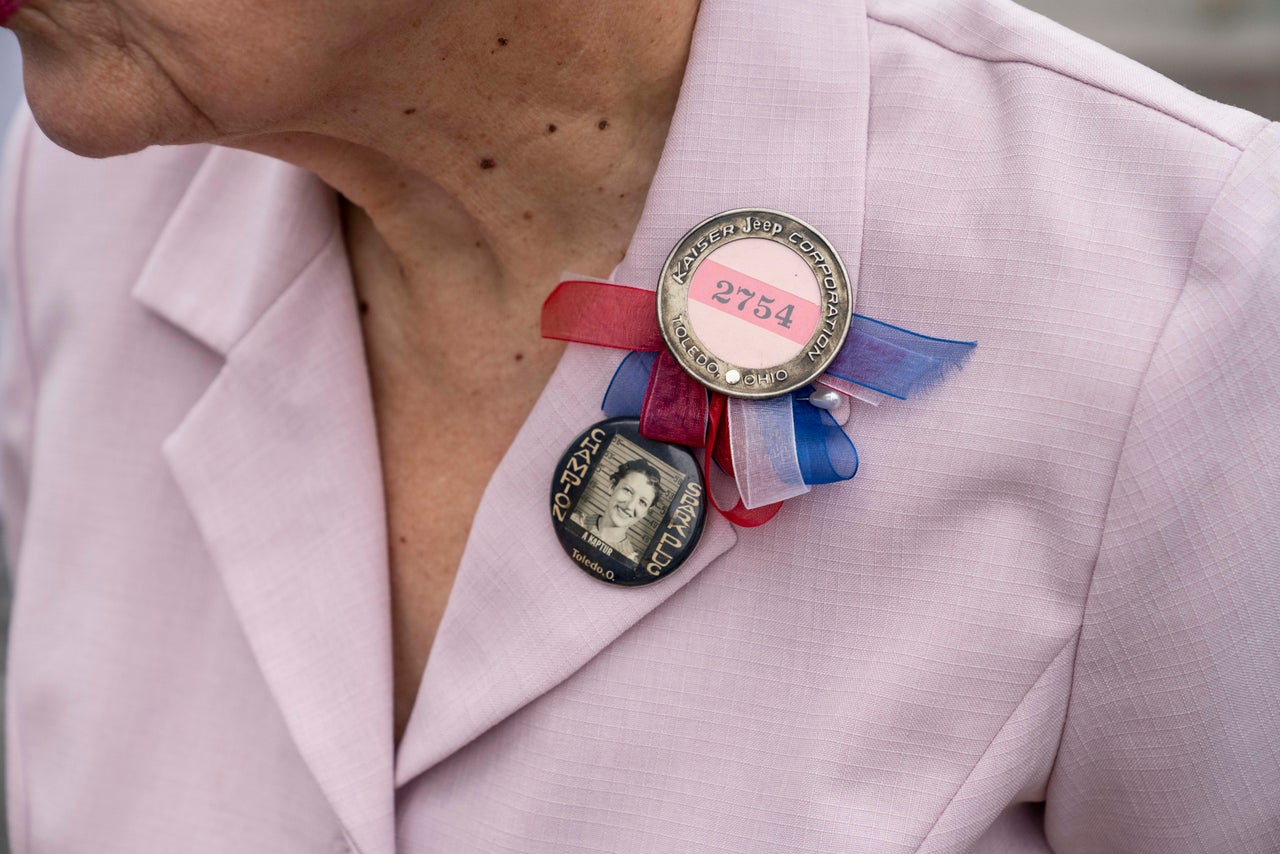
[641,351,709,448]
[541,280,666,351]
[542,280,783,528]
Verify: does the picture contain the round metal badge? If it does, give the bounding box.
[550,418,706,587]
[657,209,854,399]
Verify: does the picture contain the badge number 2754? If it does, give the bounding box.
[708,278,797,330]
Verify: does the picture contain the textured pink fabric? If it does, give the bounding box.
[1,0,1277,852]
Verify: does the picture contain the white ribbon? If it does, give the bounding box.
[728,396,811,509]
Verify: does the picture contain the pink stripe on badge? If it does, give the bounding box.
[689,258,821,346]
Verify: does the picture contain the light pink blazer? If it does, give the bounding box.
[2,0,1277,851]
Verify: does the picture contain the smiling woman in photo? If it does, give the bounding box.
[571,458,664,563]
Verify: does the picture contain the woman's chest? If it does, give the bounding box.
[377,406,520,741]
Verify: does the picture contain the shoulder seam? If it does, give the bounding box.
[1043,118,1272,790]
[867,12,1246,152]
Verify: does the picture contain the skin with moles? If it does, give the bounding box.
[4,0,701,742]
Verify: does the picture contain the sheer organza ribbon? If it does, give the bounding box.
[543,279,975,527]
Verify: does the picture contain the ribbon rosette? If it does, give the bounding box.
[542,279,975,527]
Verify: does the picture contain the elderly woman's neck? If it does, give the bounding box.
[235,0,698,321]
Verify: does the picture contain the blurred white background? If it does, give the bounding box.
[1020,0,1280,118]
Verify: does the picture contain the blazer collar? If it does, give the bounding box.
[136,0,871,845]
[132,146,338,356]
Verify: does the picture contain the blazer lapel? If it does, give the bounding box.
[394,0,872,784]
[134,150,397,854]
[391,344,741,783]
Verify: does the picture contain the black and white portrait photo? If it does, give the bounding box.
[567,434,686,567]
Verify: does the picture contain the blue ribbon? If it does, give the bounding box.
[792,391,859,484]
[601,352,860,487]
[825,315,977,401]
[602,350,657,418]
[600,315,975,487]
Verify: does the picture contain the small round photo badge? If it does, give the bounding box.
[657,209,853,399]
[549,418,706,586]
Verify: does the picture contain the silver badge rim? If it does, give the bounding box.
[656,208,853,400]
